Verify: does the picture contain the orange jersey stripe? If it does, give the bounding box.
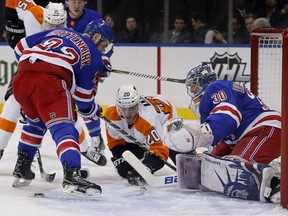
[26,4,43,25]
[78,128,85,144]
[6,0,43,24]
[0,117,17,133]
[105,106,126,149]
[6,0,18,9]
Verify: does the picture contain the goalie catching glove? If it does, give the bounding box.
[163,118,214,152]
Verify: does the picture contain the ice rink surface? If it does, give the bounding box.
[0,120,287,216]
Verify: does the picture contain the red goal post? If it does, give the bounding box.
[250,28,288,208]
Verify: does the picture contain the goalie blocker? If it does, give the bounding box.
[176,153,280,203]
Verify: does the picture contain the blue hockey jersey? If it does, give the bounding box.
[66,7,102,33]
[199,80,281,146]
[14,27,105,114]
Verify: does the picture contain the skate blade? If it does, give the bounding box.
[12,177,32,187]
[63,185,101,200]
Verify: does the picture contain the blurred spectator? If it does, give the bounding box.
[104,13,122,42]
[159,15,191,44]
[244,13,256,34]
[190,12,210,43]
[253,17,271,29]
[257,0,288,28]
[233,0,252,26]
[231,16,250,43]
[65,0,102,33]
[117,16,146,42]
[205,28,227,44]
[148,17,164,43]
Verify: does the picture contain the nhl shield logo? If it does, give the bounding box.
[204,52,249,83]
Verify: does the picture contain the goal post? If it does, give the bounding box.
[250,28,288,208]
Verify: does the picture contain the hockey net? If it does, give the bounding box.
[250,29,288,208]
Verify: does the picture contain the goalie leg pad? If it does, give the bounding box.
[201,153,280,202]
[176,154,201,189]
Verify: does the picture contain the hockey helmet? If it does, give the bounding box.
[44,2,67,25]
[115,84,140,124]
[84,19,114,43]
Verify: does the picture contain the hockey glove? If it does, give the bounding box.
[103,43,114,58]
[98,56,112,77]
[78,102,102,120]
[142,152,165,174]
[5,20,25,49]
[111,156,133,178]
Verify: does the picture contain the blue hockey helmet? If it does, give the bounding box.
[185,63,217,100]
[84,19,114,43]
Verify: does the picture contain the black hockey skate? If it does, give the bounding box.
[12,151,35,187]
[62,164,102,199]
[0,149,4,160]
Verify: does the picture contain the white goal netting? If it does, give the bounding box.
[257,36,282,113]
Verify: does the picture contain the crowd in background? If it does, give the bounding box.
[1,0,288,44]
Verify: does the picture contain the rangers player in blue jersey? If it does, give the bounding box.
[65,0,110,166]
[12,19,113,198]
[163,63,281,203]
[65,0,102,33]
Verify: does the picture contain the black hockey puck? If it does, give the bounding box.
[34,193,45,198]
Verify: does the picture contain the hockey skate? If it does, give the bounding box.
[81,135,107,166]
[62,164,102,199]
[0,149,3,160]
[12,151,35,187]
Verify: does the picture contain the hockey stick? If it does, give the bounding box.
[36,149,56,182]
[99,115,177,172]
[123,150,178,187]
[111,69,186,84]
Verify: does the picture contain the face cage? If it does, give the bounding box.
[186,77,204,100]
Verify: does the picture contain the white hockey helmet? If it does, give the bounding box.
[44,2,67,25]
[116,84,140,124]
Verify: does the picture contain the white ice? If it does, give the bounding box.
[0,120,287,216]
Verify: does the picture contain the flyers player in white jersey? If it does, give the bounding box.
[104,84,179,185]
[4,0,42,48]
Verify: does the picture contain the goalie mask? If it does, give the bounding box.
[116,84,140,124]
[185,63,217,115]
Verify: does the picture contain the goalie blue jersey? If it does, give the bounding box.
[14,27,105,112]
[199,80,281,146]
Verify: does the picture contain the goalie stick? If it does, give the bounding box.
[111,69,186,84]
[36,149,56,182]
[122,151,178,187]
[100,115,177,172]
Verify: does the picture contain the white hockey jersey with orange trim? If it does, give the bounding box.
[6,0,44,36]
[105,94,178,160]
